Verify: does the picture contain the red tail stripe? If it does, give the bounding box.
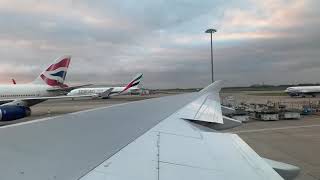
[40,74,61,86]
[46,58,71,71]
[119,76,141,94]
[120,82,134,93]
[60,83,69,88]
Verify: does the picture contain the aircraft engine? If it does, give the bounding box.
[0,105,31,121]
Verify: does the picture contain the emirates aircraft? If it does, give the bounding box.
[0,55,94,121]
[67,73,143,98]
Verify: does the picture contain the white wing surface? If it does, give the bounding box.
[0,81,298,180]
[80,81,283,180]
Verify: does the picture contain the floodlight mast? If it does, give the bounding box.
[205,28,217,83]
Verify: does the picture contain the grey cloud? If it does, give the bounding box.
[0,0,318,88]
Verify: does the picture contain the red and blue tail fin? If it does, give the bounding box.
[119,73,143,94]
[32,55,71,87]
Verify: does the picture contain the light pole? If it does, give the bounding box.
[205,28,217,83]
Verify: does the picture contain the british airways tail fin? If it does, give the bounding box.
[119,73,143,94]
[32,55,71,87]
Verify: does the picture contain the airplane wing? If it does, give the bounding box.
[0,87,114,107]
[97,88,114,98]
[0,81,299,180]
[47,84,93,92]
[0,94,94,107]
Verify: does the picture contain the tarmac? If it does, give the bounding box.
[1,92,320,180]
[227,117,320,180]
[223,91,320,180]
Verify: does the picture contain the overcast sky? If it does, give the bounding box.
[0,0,318,88]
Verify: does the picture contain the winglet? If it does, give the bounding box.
[199,80,223,95]
[177,80,224,124]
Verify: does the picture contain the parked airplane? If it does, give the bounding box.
[67,73,143,98]
[0,55,95,121]
[285,85,320,97]
[0,81,300,179]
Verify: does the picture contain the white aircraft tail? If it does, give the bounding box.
[32,55,71,87]
[119,73,143,94]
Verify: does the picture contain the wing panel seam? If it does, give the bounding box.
[151,130,202,140]
[159,161,219,172]
[157,132,160,180]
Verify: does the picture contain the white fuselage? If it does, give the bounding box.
[67,87,139,96]
[285,86,320,96]
[0,84,60,100]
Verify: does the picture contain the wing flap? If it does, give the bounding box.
[80,115,283,180]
